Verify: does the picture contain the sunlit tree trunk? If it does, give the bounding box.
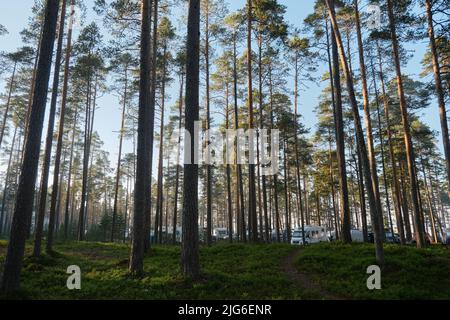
[425,0,450,198]
[353,0,384,236]
[111,66,128,242]
[0,126,18,235]
[1,0,59,294]
[387,0,424,247]
[327,2,351,244]
[0,61,17,149]
[34,0,68,257]
[172,69,184,245]
[326,0,384,265]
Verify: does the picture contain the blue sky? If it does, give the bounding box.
[0,0,442,169]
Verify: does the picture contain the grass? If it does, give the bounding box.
[1,240,449,300]
[0,240,313,300]
[295,242,450,300]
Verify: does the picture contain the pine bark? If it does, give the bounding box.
[129,0,153,276]
[1,0,59,294]
[386,0,425,247]
[181,0,201,279]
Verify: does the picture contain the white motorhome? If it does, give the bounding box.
[213,227,229,241]
[329,229,365,242]
[291,225,329,245]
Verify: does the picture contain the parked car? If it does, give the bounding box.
[385,232,401,244]
[291,225,328,245]
[367,231,402,244]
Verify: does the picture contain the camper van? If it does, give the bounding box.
[213,228,229,241]
[291,225,329,245]
[329,229,365,242]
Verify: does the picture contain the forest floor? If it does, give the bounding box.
[0,240,449,299]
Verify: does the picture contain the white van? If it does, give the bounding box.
[329,229,365,242]
[350,229,364,242]
[291,225,329,245]
[213,227,229,241]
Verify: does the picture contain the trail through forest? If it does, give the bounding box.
[282,248,342,300]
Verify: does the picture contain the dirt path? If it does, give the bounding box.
[282,248,342,300]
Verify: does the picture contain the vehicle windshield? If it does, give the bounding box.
[292,231,303,238]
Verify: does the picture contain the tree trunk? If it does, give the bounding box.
[375,41,405,244]
[155,43,167,245]
[172,69,184,244]
[0,126,18,235]
[232,33,245,243]
[111,66,128,242]
[33,0,68,257]
[247,0,257,242]
[268,63,280,242]
[0,61,17,149]
[370,57,396,239]
[387,0,425,247]
[129,0,153,276]
[293,49,306,244]
[353,0,384,236]
[325,19,339,240]
[181,0,200,279]
[225,84,233,243]
[328,4,351,244]
[1,0,59,294]
[283,139,291,243]
[326,0,384,265]
[143,0,158,253]
[425,0,450,198]
[63,105,78,240]
[204,0,213,246]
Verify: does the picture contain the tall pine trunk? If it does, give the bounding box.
[326,0,384,265]
[353,0,384,236]
[50,0,75,245]
[143,0,158,253]
[293,50,306,244]
[0,61,17,149]
[34,0,68,257]
[181,0,201,279]
[172,68,184,244]
[0,126,18,235]
[1,0,59,294]
[387,0,425,247]
[155,43,167,244]
[328,4,351,244]
[111,66,128,242]
[204,0,213,246]
[232,33,245,242]
[425,0,450,197]
[247,0,257,242]
[129,0,153,276]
